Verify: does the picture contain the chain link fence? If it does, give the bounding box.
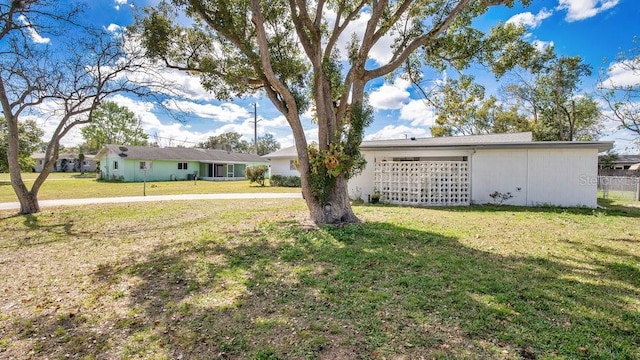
[598,176,640,201]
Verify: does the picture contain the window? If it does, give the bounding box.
[113,161,119,170]
[178,162,188,170]
[289,160,297,170]
[139,161,150,170]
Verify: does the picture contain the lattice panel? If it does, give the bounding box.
[374,161,469,206]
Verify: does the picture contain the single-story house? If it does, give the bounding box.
[262,146,301,177]
[32,152,97,173]
[264,133,613,208]
[95,145,269,182]
[599,154,640,170]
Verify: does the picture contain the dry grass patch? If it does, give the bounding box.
[0,199,638,359]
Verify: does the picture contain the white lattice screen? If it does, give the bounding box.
[374,161,470,206]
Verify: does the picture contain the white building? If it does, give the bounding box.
[32,153,97,173]
[264,133,613,208]
[263,146,302,177]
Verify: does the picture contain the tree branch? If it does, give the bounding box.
[364,0,473,81]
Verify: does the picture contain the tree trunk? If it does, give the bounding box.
[304,176,359,225]
[0,79,40,214]
[15,188,40,214]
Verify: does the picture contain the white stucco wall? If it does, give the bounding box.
[471,148,598,207]
[471,150,529,206]
[349,147,599,208]
[527,148,598,207]
[270,158,300,177]
[348,149,472,202]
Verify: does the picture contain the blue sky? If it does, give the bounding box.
[31,0,640,153]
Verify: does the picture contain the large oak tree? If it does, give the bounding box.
[140,0,533,224]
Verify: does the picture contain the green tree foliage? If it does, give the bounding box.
[0,117,43,172]
[138,0,534,224]
[504,55,601,141]
[598,152,619,169]
[80,101,149,152]
[431,76,531,137]
[255,133,281,156]
[198,132,251,153]
[431,75,492,136]
[245,165,268,186]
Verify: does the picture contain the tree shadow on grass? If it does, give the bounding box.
[355,201,640,218]
[3,220,639,359]
[0,214,75,248]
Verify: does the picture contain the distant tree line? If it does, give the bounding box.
[428,48,604,142]
[197,132,280,156]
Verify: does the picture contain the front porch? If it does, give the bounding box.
[199,162,248,181]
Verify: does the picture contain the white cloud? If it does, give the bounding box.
[17,15,50,44]
[122,62,220,101]
[532,39,554,52]
[399,99,437,127]
[114,36,220,102]
[163,100,250,122]
[557,0,619,22]
[260,115,289,128]
[601,60,640,88]
[114,0,127,11]
[109,95,297,148]
[506,9,553,28]
[369,78,411,110]
[365,125,431,141]
[108,94,158,125]
[105,24,122,33]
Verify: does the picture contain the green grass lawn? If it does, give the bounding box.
[0,172,299,202]
[0,200,638,359]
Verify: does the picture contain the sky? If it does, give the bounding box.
[24,0,640,153]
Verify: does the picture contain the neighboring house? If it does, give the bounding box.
[95,145,268,182]
[32,153,97,173]
[263,146,300,177]
[264,133,613,208]
[599,154,640,170]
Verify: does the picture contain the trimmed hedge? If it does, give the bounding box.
[270,175,301,187]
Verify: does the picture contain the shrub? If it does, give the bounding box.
[489,191,513,205]
[246,165,269,186]
[270,175,301,187]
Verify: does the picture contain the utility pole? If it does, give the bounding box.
[250,103,262,154]
[253,102,258,154]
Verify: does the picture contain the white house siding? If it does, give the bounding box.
[526,148,598,207]
[348,149,472,203]
[270,158,300,177]
[349,147,600,208]
[471,148,598,207]
[470,150,529,206]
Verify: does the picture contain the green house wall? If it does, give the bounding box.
[98,154,265,182]
[99,156,199,182]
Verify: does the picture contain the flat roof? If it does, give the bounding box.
[263,133,613,157]
[360,141,613,152]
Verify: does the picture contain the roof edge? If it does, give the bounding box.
[360,141,614,152]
